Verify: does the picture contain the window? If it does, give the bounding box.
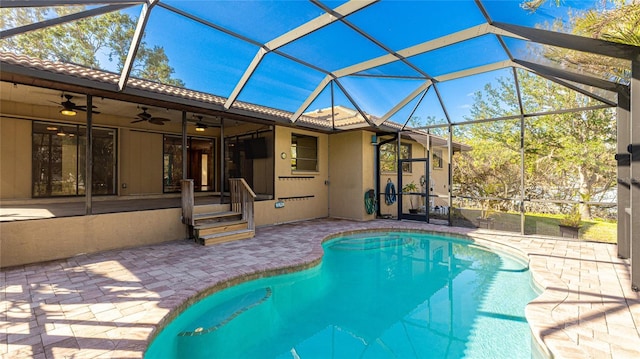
[291,134,317,171]
[380,143,411,172]
[432,149,443,169]
[32,121,116,197]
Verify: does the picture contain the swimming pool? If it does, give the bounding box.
[145,231,540,358]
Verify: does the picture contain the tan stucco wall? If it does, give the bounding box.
[327,131,376,221]
[430,146,451,207]
[120,129,164,195]
[0,116,31,199]
[254,126,329,226]
[0,208,185,268]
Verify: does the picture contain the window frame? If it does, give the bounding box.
[291,133,318,172]
[432,149,443,169]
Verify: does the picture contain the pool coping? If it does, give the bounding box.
[2,218,639,358]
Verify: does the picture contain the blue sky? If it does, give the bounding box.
[106,0,611,124]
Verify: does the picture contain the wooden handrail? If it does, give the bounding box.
[181,179,195,226]
[229,178,256,231]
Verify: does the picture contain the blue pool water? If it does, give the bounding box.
[146,232,539,358]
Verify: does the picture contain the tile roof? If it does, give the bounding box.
[0,52,330,128]
[0,51,466,150]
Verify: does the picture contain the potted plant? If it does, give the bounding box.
[402,181,419,213]
[559,206,581,238]
[476,204,495,229]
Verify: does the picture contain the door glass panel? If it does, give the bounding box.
[164,136,215,193]
[163,136,183,193]
[189,138,214,192]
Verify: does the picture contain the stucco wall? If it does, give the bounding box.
[0,116,31,199]
[327,131,376,221]
[0,208,185,268]
[430,145,451,207]
[254,126,329,226]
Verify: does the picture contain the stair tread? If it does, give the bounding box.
[193,211,241,221]
[194,219,247,230]
[201,228,254,240]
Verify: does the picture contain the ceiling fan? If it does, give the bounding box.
[51,94,100,115]
[131,107,171,125]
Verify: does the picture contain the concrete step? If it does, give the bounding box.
[195,220,248,238]
[201,229,255,246]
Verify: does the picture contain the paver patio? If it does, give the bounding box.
[2,218,639,358]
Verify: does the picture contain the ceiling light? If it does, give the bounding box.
[60,108,77,116]
[57,129,66,136]
[195,123,207,132]
[46,126,58,131]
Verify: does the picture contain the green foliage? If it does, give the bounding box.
[402,181,418,193]
[560,206,582,228]
[402,181,418,208]
[0,6,184,87]
[454,71,616,220]
[524,0,638,83]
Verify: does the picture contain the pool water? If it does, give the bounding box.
[146,232,539,358]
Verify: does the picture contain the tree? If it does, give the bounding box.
[525,0,639,82]
[452,1,630,220]
[0,6,184,87]
[454,70,616,220]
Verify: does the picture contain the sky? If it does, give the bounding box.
[64,1,618,125]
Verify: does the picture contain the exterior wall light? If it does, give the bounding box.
[195,123,206,132]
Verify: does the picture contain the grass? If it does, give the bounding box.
[450,208,617,243]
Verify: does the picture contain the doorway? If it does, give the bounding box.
[163,135,215,193]
[398,158,429,222]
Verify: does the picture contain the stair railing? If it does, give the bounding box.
[181,179,195,226]
[229,178,257,231]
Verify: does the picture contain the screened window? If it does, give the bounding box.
[291,134,318,171]
[32,121,116,197]
[380,143,411,172]
[432,149,443,169]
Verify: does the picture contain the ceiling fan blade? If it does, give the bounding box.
[149,118,168,125]
[131,119,146,124]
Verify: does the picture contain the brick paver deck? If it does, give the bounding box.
[2,219,639,358]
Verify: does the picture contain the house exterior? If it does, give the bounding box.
[0,54,466,268]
